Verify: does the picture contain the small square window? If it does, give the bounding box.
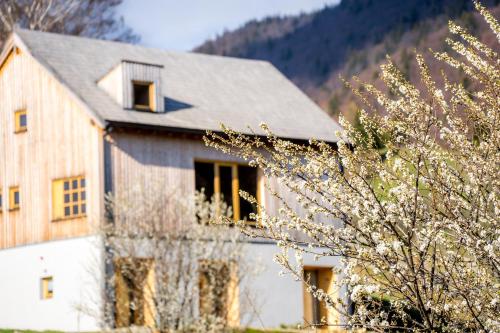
[41,277,54,299]
[14,109,27,133]
[133,81,155,111]
[9,187,20,211]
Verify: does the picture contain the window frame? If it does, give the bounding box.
[132,81,156,111]
[194,160,262,224]
[302,266,336,327]
[41,276,54,300]
[14,109,27,133]
[52,175,87,221]
[198,259,239,326]
[9,186,20,211]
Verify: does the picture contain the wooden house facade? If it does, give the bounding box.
[0,29,342,331]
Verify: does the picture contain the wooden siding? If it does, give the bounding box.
[0,47,103,249]
[107,132,280,217]
[107,131,320,227]
[122,62,163,112]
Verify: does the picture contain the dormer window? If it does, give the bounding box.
[133,81,155,111]
[98,60,164,113]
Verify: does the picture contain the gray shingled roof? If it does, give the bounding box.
[14,29,341,142]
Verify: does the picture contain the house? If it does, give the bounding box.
[0,29,343,331]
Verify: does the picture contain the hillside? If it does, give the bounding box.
[320,4,500,121]
[195,0,500,121]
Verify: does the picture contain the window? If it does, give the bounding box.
[303,267,337,327]
[195,161,259,223]
[52,176,86,220]
[199,260,239,326]
[9,186,20,211]
[133,81,155,111]
[114,258,155,327]
[14,109,27,133]
[41,276,54,299]
[0,188,3,213]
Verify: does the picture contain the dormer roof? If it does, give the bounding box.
[9,28,342,142]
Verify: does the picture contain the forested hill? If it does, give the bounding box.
[195,0,500,119]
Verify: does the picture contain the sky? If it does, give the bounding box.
[119,0,340,51]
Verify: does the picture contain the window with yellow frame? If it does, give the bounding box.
[194,161,259,223]
[9,186,20,211]
[52,176,86,220]
[14,109,27,133]
[132,81,155,111]
[41,276,54,299]
[198,259,239,326]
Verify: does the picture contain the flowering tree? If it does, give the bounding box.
[205,2,499,332]
[79,186,261,332]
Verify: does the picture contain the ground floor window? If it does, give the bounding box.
[114,258,155,328]
[303,267,336,328]
[194,161,259,223]
[198,260,239,326]
[41,276,54,299]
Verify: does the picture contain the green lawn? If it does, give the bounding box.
[1,329,300,333]
[0,330,64,333]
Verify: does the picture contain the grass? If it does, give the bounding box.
[0,330,64,333]
[0,328,300,333]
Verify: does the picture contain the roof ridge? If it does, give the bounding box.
[14,28,272,65]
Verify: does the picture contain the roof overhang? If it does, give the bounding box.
[105,120,338,146]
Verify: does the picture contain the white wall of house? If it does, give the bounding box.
[240,241,341,329]
[0,236,104,331]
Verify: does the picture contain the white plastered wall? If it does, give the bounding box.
[240,241,342,329]
[0,235,104,331]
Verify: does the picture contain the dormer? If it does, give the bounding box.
[98,60,164,112]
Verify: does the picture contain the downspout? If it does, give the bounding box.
[103,123,116,328]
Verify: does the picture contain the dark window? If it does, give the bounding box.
[195,162,214,199]
[194,161,259,224]
[133,82,153,110]
[239,166,258,221]
[19,114,27,127]
[14,191,19,205]
[219,166,233,209]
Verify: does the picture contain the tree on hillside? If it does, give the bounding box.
[0,0,137,46]
[206,2,500,332]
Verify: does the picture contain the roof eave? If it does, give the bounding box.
[105,120,338,145]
